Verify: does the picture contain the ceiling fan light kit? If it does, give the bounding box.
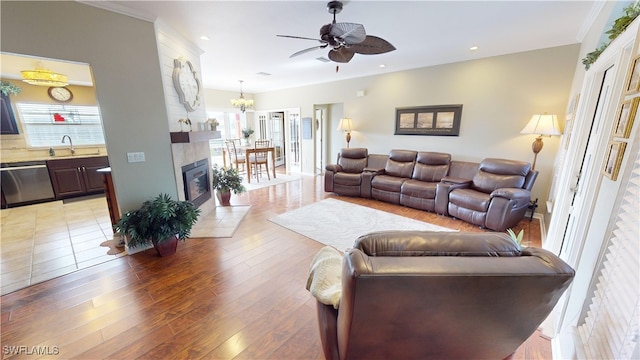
[277,1,395,64]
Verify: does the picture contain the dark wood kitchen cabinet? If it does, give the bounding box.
[47,156,109,199]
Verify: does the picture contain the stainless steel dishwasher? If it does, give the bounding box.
[1,161,55,207]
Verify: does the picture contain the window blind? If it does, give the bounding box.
[578,144,639,359]
[16,103,105,148]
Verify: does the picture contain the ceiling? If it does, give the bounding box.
[3,1,600,93]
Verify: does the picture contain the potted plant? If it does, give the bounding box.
[211,165,246,206]
[506,228,524,250]
[0,81,22,96]
[114,193,201,256]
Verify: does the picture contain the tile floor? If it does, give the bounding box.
[190,205,251,238]
[0,196,126,296]
[0,195,254,296]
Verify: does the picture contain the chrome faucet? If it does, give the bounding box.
[61,135,75,155]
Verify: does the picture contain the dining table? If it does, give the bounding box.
[243,146,277,183]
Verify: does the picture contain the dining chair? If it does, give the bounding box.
[231,138,243,150]
[249,141,271,182]
[254,139,271,148]
[225,139,246,174]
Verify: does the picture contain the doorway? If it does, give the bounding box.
[315,107,326,175]
[255,109,301,174]
[559,66,614,256]
[269,112,285,167]
[257,111,286,168]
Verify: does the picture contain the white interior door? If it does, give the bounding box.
[315,107,325,175]
[269,112,285,167]
[547,20,639,358]
[558,66,614,256]
[287,112,301,173]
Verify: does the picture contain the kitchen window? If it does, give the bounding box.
[16,103,105,148]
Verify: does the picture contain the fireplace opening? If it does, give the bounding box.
[181,158,211,208]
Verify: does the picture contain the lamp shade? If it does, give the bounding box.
[337,117,353,132]
[520,114,561,136]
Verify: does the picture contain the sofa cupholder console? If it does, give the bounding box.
[324,148,538,231]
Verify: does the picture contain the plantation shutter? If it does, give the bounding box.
[577,143,640,359]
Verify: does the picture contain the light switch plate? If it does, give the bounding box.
[127,152,145,163]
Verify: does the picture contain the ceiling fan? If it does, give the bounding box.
[277,1,396,64]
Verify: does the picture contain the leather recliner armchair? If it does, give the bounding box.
[325,148,370,197]
[399,151,451,212]
[446,158,538,231]
[370,150,417,203]
[315,231,575,360]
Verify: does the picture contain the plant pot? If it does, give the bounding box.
[216,190,232,206]
[152,236,178,257]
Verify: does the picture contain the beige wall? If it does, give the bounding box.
[251,44,580,214]
[1,1,177,211]
[1,79,107,162]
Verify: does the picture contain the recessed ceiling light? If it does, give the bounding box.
[256,72,272,77]
[470,46,479,51]
[379,64,386,68]
[316,57,330,63]
[200,35,210,41]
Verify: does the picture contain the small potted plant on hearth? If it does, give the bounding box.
[114,193,201,256]
[211,165,246,206]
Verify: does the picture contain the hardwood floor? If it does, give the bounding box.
[0,174,549,359]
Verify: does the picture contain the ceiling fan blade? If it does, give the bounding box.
[329,22,366,44]
[277,34,325,43]
[290,44,328,58]
[348,35,396,55]
[328,47,355,63]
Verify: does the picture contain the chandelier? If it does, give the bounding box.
[230,80,254,113]
[21,63,68,87]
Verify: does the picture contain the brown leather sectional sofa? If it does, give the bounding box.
[324,148,538,231]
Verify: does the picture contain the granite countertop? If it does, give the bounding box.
[1,153,107,164]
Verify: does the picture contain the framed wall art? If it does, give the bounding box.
[624,54,640,95]
[395,104,462,136]
[613,97,638,138]
[602,141,627,181]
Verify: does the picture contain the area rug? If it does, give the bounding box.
[242,172,301,191]
[190,205,251,238]
[269,198,455,251]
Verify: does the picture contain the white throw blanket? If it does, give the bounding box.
[306,246,344,309]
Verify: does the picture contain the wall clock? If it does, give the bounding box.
[48,87,73,103]
[172,58,201,112]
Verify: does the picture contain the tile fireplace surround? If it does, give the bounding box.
[171,140,216,218]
